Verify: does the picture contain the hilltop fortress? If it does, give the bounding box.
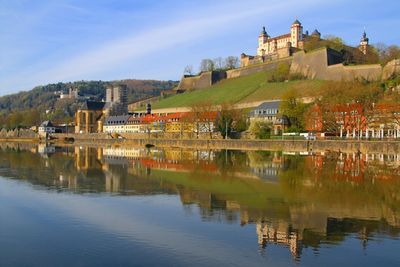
[177,20,400,91]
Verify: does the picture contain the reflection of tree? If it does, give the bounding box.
[2,145,400,261]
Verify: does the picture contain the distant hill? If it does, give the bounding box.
[0,79,178,114]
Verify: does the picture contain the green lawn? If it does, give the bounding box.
[151,70,327,109]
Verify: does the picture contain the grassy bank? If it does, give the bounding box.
[151,70,327,109]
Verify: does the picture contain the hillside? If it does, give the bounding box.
[0,79,178,114]
[151,70,327,109]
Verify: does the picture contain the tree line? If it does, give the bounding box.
[184,56,239,75]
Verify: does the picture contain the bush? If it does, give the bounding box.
[249,121,272,139]
[288,73,307,81]
[267,63,290,82]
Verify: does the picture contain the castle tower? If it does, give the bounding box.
[257,26,269,56]
[290,19,303,48]
[359,30,369,55]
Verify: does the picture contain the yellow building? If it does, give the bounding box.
[75,101,107,133]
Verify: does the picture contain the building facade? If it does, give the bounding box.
[249,101,289,135]
[38,121,56,137]
[106,84,128,115]
[74,101,107,133]
[257,19,304,57]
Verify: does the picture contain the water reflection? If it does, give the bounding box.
[1,143,400,262]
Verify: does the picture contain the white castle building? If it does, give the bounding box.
[257,19,304,57]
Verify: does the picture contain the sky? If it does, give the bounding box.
[0,0,399,96]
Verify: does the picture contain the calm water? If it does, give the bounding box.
[0,143,400,267]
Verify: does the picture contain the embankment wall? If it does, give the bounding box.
[48,134,400,154]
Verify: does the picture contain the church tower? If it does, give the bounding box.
[290,19,303,48]
[359,30,369,55]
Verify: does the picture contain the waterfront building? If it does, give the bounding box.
[103,115,131,134]
[74,101,107,133]
[305,103,400,139]
[38,120,56,137]
[249,101,289,135]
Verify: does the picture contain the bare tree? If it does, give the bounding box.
[183,65,194,76]
[199,59,215,72]
[225,56,239,69]
[213,57,225,70]
[189,101,217,139]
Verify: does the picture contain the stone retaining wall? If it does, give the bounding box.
[47,134,400,154]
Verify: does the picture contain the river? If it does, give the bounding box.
[0,143,399,266]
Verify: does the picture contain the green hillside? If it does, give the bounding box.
[0,79,177,129]
[152,71,327,109]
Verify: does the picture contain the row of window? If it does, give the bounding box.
[255,109,278,115]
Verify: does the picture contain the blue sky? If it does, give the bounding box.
[0,0,399,95]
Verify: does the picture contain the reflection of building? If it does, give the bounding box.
[103,147,145,159]
[256,222,302,259]
[37,144,56,155]
[248,151,286,181]
[74,146,103,171]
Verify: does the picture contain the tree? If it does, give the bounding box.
[216,103,245,139]
[225,56,239,69]
[324,35,346,51]
[183,65,194,76]
[280,89,307,132]
[249,121,272,139]
[199,59,215,72]
[189,101,216,139]
[268,63,290,82]
[213,57,225,70]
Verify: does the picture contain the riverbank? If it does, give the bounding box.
[41,134,400,154]
[3,134,400,154]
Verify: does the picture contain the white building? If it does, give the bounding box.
[38,121,56,137]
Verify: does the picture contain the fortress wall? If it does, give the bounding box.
[290,49,328,79]
[290,47,383,81]
[177,72,213,90]
[341,64,382,81]
[382,59,400,80]
[226,57,292,79]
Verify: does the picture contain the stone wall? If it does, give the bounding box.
[0,128,38,139]
[52,137,400,154]
[226,57,293,79]
[290,47,383,81]
[382,59,400,80]
[177,72,213,90]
